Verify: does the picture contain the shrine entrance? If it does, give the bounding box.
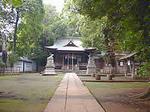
[64,54,77,70]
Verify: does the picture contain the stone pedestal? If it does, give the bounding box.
[43,54,57,76]
[86,54,96,76]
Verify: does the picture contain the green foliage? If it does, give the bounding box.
[71,0,150,76]
[62,0,81,37]
[2,0,23,7]
[12,0,22,7]
[1,0,45,62]
[15,0,44,56]
[0,59,5,67]
[0,1,16,38]
[8,53,19,67]
[79,16,107,51]
[42,5,67,43]
[138,62,150,77]
[30,46,48,66]
[34,4,68,66]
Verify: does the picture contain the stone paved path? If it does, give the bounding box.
[44,73,105,112]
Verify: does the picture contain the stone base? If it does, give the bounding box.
[42,72,57,76]
[42,68,57,76]
[86,67,96,76]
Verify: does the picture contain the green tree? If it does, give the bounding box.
[65,0,119,68]
[8,53,18,68]
[62,0,81,37]
[2,0,22,7]
[0,0,16,40]
[33,4,68,68]
[79,16,107,51]
[0,58,5,73]
[42,4,67,45]
[15,0,44,56]
[72,0,150,98]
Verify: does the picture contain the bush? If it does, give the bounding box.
[0,59,5,67]
[0,59,5,73]
[138,62,150,77]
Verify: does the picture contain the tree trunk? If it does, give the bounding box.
[13,10,19,52]
[103,27,117,80]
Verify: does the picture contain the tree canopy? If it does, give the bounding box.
[1,0,150,74]
[65,0,150,96]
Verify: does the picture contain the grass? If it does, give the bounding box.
[0,73,64,112]
[84,82,150,112]
[85,82,150,89]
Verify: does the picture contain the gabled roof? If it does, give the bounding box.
[19,57,33,62]
[64,40,78,47]
[46,37,86,51]
[119,52,137,60]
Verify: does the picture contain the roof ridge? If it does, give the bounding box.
[58,37,81,40]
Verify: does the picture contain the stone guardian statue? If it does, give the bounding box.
[86,54,96,76]
[43,54,57,75]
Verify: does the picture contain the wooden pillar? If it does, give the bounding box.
[62,54,64,70]
[72,53,74,70]
[77,55,79,71]
[131,59,135,78]
[124,60,127,77]
[67,54,69,70]
[23,61,25,73]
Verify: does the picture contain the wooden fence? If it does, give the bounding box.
[0,67,20,73]
[97,66,127,74]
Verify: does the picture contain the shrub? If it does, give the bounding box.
[0,59,5,67]
[138,62,150,77]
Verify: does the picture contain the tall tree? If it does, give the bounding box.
[72,0,150,97]
[0,0,16,42]
[66,0,120,68]
[62,0,81,37]
[42,4,67,45]
[31,4,67,67]
[1,0,23,52]
[79,16,107,51]
[13,0,44,56]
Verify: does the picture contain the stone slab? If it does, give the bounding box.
[44,73,105,112]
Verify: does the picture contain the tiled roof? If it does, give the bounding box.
[46,37,86,51]
[119,52,137,60]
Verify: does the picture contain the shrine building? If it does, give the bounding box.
[45,37,96,71]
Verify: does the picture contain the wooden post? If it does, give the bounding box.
[62,54,64,70]
[108,67,113,80]
[131,60,135,78]
[72,53,74,70]
[125,60,128,77]
[67,54,69,70]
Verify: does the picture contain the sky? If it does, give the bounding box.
[42,0,65,12]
